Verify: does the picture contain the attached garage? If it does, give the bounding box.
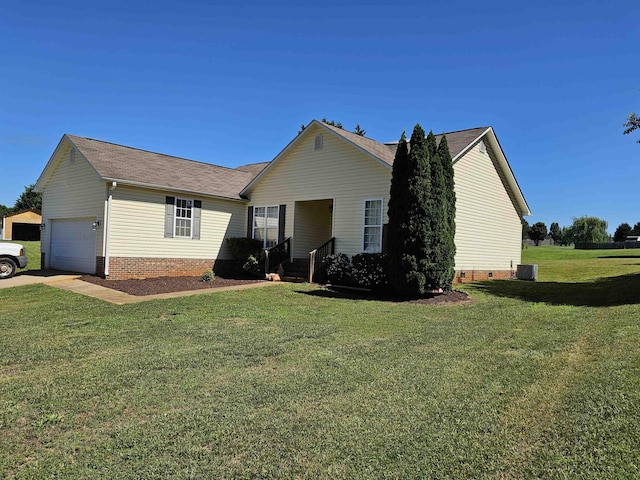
[49,218,97,273]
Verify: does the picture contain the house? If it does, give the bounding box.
[34,120,530,281]
[1,208,42,241]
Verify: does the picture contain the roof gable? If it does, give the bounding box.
[241,121,529,217]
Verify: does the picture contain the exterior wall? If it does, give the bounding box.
[2,211,41,240]
[247,124,391,257]
[107,257,215,280]
[453,141,523,271]
[40,140,106,268]
[108,185,246,260]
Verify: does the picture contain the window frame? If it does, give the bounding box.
[252,204,280,249]
[362,197,384,253]
[173,197,194,238]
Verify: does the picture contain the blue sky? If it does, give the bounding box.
[1,0,638,232]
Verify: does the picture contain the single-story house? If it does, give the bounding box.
[1,208,42,241]
[34,119,530,281]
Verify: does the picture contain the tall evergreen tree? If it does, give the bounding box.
[425,131,446,289]
[437,135,456,290]
[387,125,432,296]
[549,222,561,244]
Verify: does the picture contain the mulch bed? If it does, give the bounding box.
[80,275,263,296]
[80,275,471,305]
[301,285,472,305]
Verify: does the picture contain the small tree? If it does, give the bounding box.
[13,184,41,212]
[632,222,640,235]
[613,223,632,242]
[528,222,548,246]
[549,222,561,244]
[566,216,609,244]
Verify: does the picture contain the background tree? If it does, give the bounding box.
[560,226,573,246]
[565,216,609,244]
[353,124,366,136]
[623,112,639,143]
[0,204,11,217]
[521,218,530,243]
[549,222,561,244]
[299,120,367,136]
[632,222,640,235]
[13,184,42,212]
[613,222,632,242]
[387,125,432,297]
[527,222,548,246]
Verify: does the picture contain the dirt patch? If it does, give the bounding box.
[80,275,263,296]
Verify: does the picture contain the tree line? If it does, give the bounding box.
[523,216,610,246]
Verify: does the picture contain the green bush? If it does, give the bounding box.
[351,253,388,290]
[226,237,265,277]
[201,269,215,282]
[226,237,263,259]
[322,254,353,286]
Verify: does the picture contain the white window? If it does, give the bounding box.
[253,205,279,248]
[174,198,193,238]
[363,198,383,253]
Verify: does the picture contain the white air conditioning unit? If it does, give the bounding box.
[516,264,538,281]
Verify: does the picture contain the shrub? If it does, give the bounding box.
[351,253,388,290]
[226,237,263,259]
[201,269,215,282]
[243,255,263,277]
[226,237,264,277]
[322,253,353,286]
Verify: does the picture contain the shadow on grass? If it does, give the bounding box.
[467,273,640,307]
[597,255,640,259]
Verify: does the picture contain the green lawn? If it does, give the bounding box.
[1,247,639,478]
[0,240,41,271]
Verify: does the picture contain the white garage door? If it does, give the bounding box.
[50,219,97,273]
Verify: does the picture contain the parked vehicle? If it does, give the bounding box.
[0,243,28,279]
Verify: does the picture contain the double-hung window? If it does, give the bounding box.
[174,198,193,237]
[253,205,279,248]
[363,198,383,253]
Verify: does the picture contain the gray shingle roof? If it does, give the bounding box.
[67,135,255,200]
[65,124,494,201]
[320,122,489,164]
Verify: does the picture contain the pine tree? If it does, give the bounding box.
[387,125,432,296]
[425,131,445,289]
[437,135,456,290]
[549,222,561,244]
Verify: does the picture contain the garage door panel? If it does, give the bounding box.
[50,219,96,273]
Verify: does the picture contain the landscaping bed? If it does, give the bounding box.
[80,275,263,296]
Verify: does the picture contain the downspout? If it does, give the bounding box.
[104,181,117,276]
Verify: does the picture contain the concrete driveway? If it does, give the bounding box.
[0,270,82,289]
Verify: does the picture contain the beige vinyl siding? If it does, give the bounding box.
[247,124,391,257]
[109,185,245,259]
[40,140,106,261]
[293,199,333,258]
[453,142,523,271]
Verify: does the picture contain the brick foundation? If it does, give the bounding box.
[454,269,513,284]
[106,257,216,280]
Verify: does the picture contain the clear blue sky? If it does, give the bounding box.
[1,0,638,233]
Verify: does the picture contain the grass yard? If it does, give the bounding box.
[0,240,41,271]
[1,247,640,478]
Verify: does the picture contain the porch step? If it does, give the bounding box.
[283,258,309,280]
